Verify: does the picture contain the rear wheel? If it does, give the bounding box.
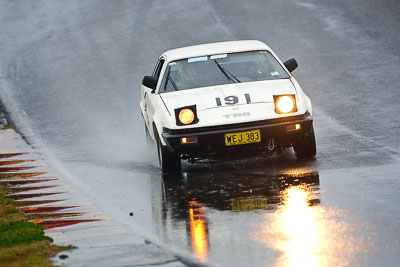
[155,131,181,173]
[293,125,317,159]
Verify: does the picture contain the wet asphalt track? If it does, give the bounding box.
[1,0,400,266]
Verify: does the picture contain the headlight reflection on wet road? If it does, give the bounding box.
[255,184,368,267]
[280,186,320,267]
[161,170,370,266]
[188,201,209,262]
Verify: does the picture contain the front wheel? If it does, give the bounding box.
[156,133,181,173]
[293,125,317,159]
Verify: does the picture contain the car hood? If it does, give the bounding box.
[159,79,297,112]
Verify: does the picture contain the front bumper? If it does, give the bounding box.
[162,112,313,157]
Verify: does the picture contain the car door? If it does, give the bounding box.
[142,58,165,133]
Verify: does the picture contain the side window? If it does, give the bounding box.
[153,59,165,79]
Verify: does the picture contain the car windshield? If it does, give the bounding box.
[159,50,289,93]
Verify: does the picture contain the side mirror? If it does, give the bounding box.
[142,75,158,92]
[283,58,298,73]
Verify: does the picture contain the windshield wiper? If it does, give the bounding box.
[168,76,179,91]
[163,67,179,92]
[214,60,241,83]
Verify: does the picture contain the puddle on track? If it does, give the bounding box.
[144,160,376,266]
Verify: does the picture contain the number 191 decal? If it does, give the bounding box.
[216,93,251,106]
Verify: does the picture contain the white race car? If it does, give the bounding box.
[140,40,316,172]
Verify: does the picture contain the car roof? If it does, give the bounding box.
[162,40,271,62]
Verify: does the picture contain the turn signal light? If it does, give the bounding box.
[286,123,301,131]
[181,137,198,144]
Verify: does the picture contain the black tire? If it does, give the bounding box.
[155,131,181,173]
[293,125,317,159]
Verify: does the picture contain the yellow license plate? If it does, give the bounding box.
[225,129,261,146]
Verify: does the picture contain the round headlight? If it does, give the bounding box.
[276,95,295,113]
[179,108,195,125]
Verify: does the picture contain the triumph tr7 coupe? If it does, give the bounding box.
[140,40,316,172]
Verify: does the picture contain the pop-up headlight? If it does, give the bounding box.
[175,105,199,126]
[274,95,297,114]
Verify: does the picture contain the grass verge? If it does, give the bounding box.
[0,176,74,267]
